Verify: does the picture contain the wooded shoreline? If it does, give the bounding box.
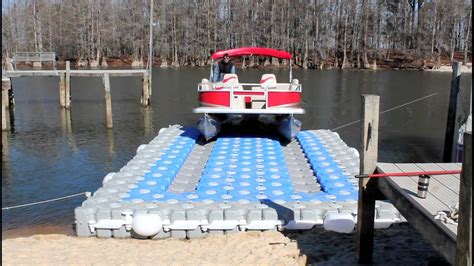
[12,50,471,73]
[2,1,471,72]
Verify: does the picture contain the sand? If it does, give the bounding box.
[2,223,450,265]
[425,63,472,73]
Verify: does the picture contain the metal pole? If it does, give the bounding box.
[289,59,292,82]
[210,59,214,81]
[148,0,154,98]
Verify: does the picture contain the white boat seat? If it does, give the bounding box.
[261,74,290,90]
[290,79,300,91]
[222,74,242,90]
[217,74,245,108]
[200,78,211,90]
[260,74,277,89]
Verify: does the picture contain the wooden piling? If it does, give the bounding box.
[59,73,66,108]
[456,132,472,266]
[356,94,380,264]
[443,62,461,162]
[65,61,71,109]
[2,78,11,109]
[142,73,150,106]
[2,78,10,131]
[103,73,113,128]
[2,92,6,131]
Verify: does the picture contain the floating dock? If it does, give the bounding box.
[75,125,402,239]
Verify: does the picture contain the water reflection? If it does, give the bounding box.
[3,106,15,133]
[60,108,72,133]
[142,106,154,135]
[2,131,8,160]
[60,108,77,152]
[106,128,115,163]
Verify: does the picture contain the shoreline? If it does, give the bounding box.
[2,223,449,265]
[423,64,472,73]
[12,61,472,74]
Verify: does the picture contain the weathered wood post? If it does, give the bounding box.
[2,90,6,131]
[65,61,71,109]
[59,73,66,108]
[456,132,472,266]
[2,78,10,131]
[2,78,10,109]
[443,61,461,162]
[142,72,150,106]
[356,94,380,264]
[103,73,113,128]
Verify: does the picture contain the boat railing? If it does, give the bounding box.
[197,82,302,110]
[197,82,302,92]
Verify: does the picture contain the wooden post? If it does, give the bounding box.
[2,78,10,109]
[2,78,10,131]
[2,90,6,131]
[456,132,472,266]
[59,73,66,108]
[356,94,380,264]
[443,61,461,162]
[103,73,113,128]
[65,61,71,109]
[142,73,150,106]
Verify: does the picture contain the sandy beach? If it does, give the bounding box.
[425,63,472,73]
[3,223,450,265]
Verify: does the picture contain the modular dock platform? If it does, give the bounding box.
[75,125,402,239]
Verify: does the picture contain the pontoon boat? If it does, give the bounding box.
[193,47,305,140]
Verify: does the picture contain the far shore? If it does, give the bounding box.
[424,63,472,73]
[10,60,472,74]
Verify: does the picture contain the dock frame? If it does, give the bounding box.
[356,94,472,265]
[2,61,152,130]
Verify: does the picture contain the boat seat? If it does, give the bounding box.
[219,74,245,109]
[261,74,290,90]
[290,79,300,91]
[222,74,242,90]
[248,74,276,109]
[200,78,212,90]
[260,74,277,89]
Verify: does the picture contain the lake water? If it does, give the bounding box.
[1,68,471,238]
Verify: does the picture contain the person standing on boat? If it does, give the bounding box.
[212,53,236,82]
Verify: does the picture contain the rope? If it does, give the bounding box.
[2,191,91,211]
[331,92,438,131]
[434,203,459,225]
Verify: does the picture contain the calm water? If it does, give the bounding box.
[1,68,471,237]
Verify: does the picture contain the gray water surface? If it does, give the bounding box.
[1,68,471,237]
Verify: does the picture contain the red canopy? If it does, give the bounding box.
[211,47,292,60]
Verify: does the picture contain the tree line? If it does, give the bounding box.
[1,0,472,68]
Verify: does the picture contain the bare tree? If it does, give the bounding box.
[1,0,471,68]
